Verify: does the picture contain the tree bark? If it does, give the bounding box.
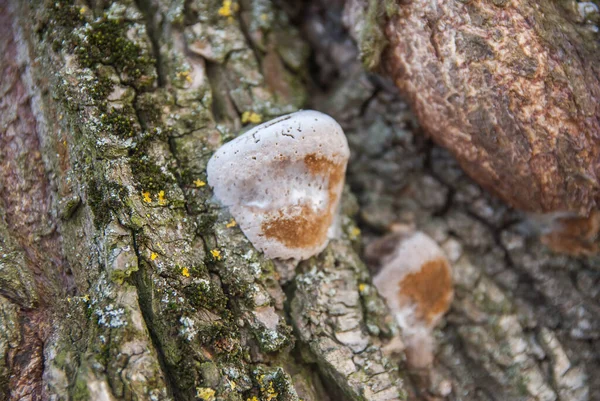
[0,1,598,401]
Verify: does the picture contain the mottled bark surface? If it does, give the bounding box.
[1,0,403,400]
[378,0,600,216]
[0,0,599,401]
[299,1,599,400]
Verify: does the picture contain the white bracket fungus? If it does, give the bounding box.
[207,110,350,260]
[367,231,453,369]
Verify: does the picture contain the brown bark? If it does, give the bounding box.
[381,0,600,216]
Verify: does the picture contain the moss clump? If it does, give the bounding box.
[194,209,218,233]
[71,375,91,401]
[360,1,388,70]
[135,93,164,130]
[209,330,242,361]
[87,178,130,229]
[89,74,115,102]
[44,1,85,36]
[183,281,228,313]
[100,106,137,138]
[75,19,155,88]
[111,264,139,285]
[188,263,209,277]
[129,153,175,192]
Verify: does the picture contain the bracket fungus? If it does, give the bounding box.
[367,231,453,369]
[207,110,350,260]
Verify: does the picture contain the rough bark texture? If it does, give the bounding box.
[0,0,599,401]
[299,1,599,400]
[372,0,600,216]
[1,0,403,400]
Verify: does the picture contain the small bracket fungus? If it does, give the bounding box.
[367,231,453,369]
[207,110,350,260]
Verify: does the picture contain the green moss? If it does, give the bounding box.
[183,280,228,313]
[383,0,398,17]
[45,1,85,35]
[90,74,115,102]
[478,291,512,315]
[199,362,221,387]
[135,92,164,130]
[93,339,111,367]
[129,152,175,192]
[87,178,130,229]
[211,335,242,361]
[129,213,145,228]
[195,211,218,235]
[189,263,209,277]
[59,195,82,220]
[71,375,90,401]
[504,364,530,396]
[360,0,390,70]
[111,264,139,285]
[75,18,155,88]
[53,349,68,368]
[101,106,137,138]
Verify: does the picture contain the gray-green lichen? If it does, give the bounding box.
[0,211,39,309]
[341,0,397,70]
[13,0,377,399]
[291,242,406,401]
[0,297,20,397]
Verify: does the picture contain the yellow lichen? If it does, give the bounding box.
[260,13,268,21]
[226,378,237,390]
[142,191,152,203]
[358,283,367,293]
[349,226,361,240]
[196,387,216,401]
[218,0,235,17]
[79,6,87,15]
[265,382,278,401]
[150,252,158,261]
[247,397,259,401]
[226,219,237,228]
[194,179,206,187]
[176,70,192,83]
[181,267,190,277]
[210,249,222,260]
[241,111,262,124]
[158,190,167,205]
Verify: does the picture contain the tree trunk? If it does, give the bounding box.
[0,1,598,401]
